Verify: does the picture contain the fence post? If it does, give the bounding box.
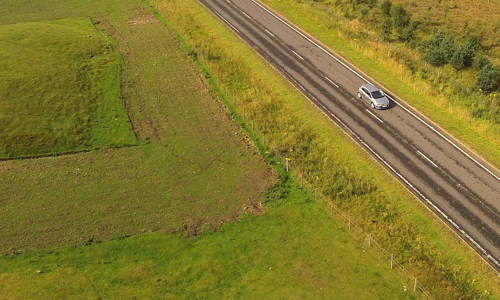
[300,176,303,187]
[414,277,417,292]
[286,159,289,172]
[315,188,318,200]
[391,254,394,269]
[368,233,372,248]
[348,216,351,230]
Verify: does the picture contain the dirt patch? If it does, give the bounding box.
[243,202,265,215]
[127,11,159,25]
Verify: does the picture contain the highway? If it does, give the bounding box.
[198,0,500,271]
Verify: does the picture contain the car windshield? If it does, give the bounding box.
[371,90,384,99]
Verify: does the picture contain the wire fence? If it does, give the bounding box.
[269,145,434,300]
[200,61,436,298]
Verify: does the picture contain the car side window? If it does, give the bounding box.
[362,88,369,95]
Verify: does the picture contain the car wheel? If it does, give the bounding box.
[357,92,361,99]
[371,102,375,109]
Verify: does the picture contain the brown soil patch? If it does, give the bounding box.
[127,11,159,25]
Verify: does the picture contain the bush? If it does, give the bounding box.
[391,3,409,29]
[397,20,417,44]
[380,0,392,16]
[380,16,392,41]
[420,31,457,66]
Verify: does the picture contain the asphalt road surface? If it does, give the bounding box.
[199,0,500,271]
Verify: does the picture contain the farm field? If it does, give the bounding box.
[0,0,272,253]
[0,0,420,298]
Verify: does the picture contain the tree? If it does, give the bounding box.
[473,56,491,71]
[420,31,458,66]
[475,62,500,93]
[440,35,457,62]
[462,35,481,67]
[450,46,466,70]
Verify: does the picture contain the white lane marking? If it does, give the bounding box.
[226,0,230,2]
[292,50,304,60]
[242,11,251,19]
[265,29,274,37]
[214,11,240,33]
[325,76,339,88]
[251,0,369,82]
[365,109,384,123]
[298,84,305,91]
[251,0,500,183]
[388,95,500,182]
[417,150,439,168]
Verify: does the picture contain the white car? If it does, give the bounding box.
[357,83,390,109]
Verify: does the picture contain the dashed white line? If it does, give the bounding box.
[265,29,274,37]
[365,109,384,123]
[298,84,305,91]
[325,76,339,88]
[251,0,369,82]
[292,50,304,60]
[242,11,251,19]
[388,96,500,182]
[417,151,439,168]
[251,0,500,183]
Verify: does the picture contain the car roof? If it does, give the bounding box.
[361,83,381,93]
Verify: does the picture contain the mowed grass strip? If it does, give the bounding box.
[0,2,272,253]
[0,18,136,158]
[0,182,416,300]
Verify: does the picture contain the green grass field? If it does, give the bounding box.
[0,181,416,299]
[0,17,136,158]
